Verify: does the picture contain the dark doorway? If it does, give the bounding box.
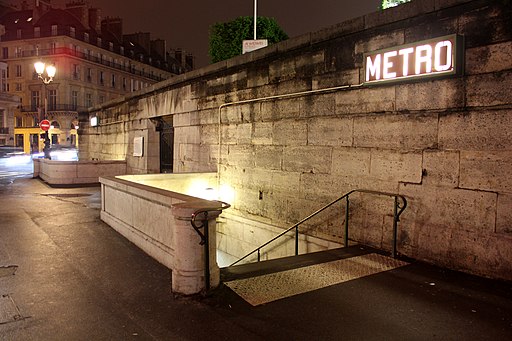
[51,134,58,145]
[159,116,174,173]
[30,134,39,153]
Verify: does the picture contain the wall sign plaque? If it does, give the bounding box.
[364,35,463,85]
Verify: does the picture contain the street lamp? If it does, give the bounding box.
[34,61,56,159]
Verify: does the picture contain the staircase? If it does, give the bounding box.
[221,246,409,306]
[219,190,409,305]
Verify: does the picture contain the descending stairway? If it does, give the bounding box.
[218,190,408,306]
[220,245,409,306]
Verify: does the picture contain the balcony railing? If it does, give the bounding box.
[7,47,168,82]
[19,105,88,113]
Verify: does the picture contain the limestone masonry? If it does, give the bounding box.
[81,0,512,281]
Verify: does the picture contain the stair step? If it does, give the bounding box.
[221,245,380,282]
[222,248,409,306]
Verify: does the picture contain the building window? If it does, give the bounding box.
[73,64,80,80]
[109,42,113,51]
[99,95,105,104]
[1,70,6,92]
[50,42,56,53]
[16,29,21,39]
[85,93,92,107]
[70,26,75,38]
[2,47,7,59]
[15,65,21,77]
[71,90,78,110]
[15,116,22,128]
[31,91,40,110]
[48,90,57,110]
[87,68,92,82]
[120,46,124,55]
[99,71,104,85]
[111,74,116,88]
[84,32,89,43]
[15,83,21,91]
[34,26,40,38]
[97,37,102,47]
[51,25,57,36]
[122,77,126,90]
[0,110,4,128]
[15,47,21,58]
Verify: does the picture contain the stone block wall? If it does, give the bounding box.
[83,0,512,280]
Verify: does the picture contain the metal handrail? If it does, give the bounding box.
[190,201,231,245]
[229,189,407,267]
[189,201,231,292]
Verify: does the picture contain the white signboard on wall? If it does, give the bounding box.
[242,39,268,54]
[133,136,144,157]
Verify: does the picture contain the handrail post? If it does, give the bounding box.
[295,225,299,256]
[203,214,211,291]
[392,196,398,258]
[344,196,349,248]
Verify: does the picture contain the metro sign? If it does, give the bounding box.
[364,35,463,85]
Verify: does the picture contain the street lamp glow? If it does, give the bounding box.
[34,61,56,84]
[46,64,56,78]
[34,61,45,75]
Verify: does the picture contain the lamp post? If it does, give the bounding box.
[34,61,56,159]
[253,0,257,39]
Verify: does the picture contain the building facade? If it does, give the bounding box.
[0,61,19,146]
[0,0,187,153]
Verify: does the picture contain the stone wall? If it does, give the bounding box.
[34,159,127,185]
[82,0,512,280]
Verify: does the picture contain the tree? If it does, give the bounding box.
[208,16,288,64]
[381,0,411,9]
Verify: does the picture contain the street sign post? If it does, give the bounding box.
[40,119,51,131]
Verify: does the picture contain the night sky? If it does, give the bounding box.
[53,0,382,67]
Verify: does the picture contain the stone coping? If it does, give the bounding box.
[34,159,127,186]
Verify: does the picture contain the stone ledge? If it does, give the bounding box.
[34,159,127,186]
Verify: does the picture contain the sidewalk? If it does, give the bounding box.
[1,177,511,340]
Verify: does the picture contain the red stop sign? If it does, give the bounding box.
[40,119,51,131]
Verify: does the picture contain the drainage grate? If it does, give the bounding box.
[43,193,92,198]
[0,266,18,278]
[0,295,24,325]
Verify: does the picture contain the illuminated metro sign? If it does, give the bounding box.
[364,35,463,85]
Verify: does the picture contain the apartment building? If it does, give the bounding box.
[0,61,19,146]
[0,0,186,153]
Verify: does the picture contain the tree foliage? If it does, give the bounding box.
[208,16,288,64]
[381,0,411,10]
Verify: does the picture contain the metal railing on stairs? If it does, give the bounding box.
[189,201,231,291]
[229,189,407,267]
